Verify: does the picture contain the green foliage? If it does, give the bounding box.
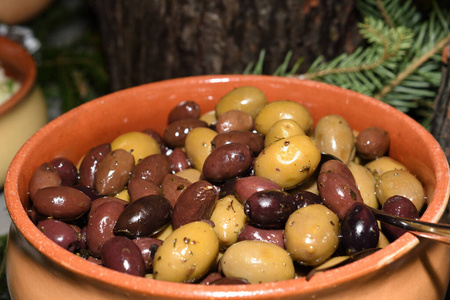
[246,0,450,128]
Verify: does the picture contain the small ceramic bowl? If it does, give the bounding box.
[4,75,450,300]
[0,35,47,188]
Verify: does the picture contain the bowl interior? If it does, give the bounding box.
[0,35,36,116]
[4,75,450,298]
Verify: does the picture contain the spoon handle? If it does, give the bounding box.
[368,207,450,245]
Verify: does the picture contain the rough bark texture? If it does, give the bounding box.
[89,0,361,91]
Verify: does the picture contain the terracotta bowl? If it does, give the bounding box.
[4,75,450,299]
[0,35,47,187]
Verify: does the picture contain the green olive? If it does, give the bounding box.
[254,134,321,189]
[264,119,306,148]
[365,156,407,178]
[313,115,355,164]
[215,86,268,119]
[199,110,217,126]
[254,100,313,135]
[348,162,378,209]
[210,195,247,250]
[375,169,425,211]
[153,221,219,282]
[220,240,295,284]
[110,131,161,165]
[284,204,340,266]
[184,127,217,172]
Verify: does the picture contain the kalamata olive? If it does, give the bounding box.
[244,190,296,229]
[94,149,134,196]
[237,224,284,248]
[50,157,78,186]
[130,154,172,186]
[89,196,128,217]
[200,272,223,285]
[132,237,163,271]
[73,185,100,201]
[168,100,201,124]
[318,160,364,219]
[114,195,172,238]
[111,131,161,165]
[86,201,125,257]
[171,180,217,229]
[32,186,92,221]
[289,190,323,209]
[234,175,281,204]
[212,131,264,156]
[356,126,390,160]
[168,147,190,173]
[37,219,79,252]
[79,226,87,251]
[101,236,146,277]
[164,118,208,148]
[202,143,253,183]
[215,110,254,134]
[211,277,250,285]
[381,195,420,241]
[160,174,191,207]
[29,162,62,199]
[79,143,111,188]
[127,177,160,202]
[340,202,379,254]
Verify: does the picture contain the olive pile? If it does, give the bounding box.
[28,86,424,284]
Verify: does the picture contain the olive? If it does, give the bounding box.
[130,153,172,186]
[244,190,296,229]
[37,219,79,252]
[78,143,111,188]
[164,118,208,148]
[215,110,254,134]
[168,147,191,173]
[215,86,268,119]
[160,174,191,207]
[132,237,163,271]
[237,224,284,248]
[111,131,161,165]
[212,131,264,156]
[29,162,62,199]
[50,157,78,186]
[356,126,390,160]
[381,195,420,241]
[289,190,323,209]
[114,195,172,239]
[101,236,146,277]
[168,100,201,124]
[340,202,379,254]
[234,175,281,204]
[184,127,218,171]
[264,119,305,147]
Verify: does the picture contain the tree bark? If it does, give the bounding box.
[89,0,361,91]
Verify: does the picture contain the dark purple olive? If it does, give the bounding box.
[200,272,223,285]
[289,190,323,209]
[340,202,379,254]
[78,143,111,188]
[50,157,78,186]
[168,100,201,124]
[114,195,172,238]
[101,236,146,277]
[29,162,62,199]
[211,277,250,285]
[37,219,79,252]
[219,178,238,199]
[73,185,101,201]
[132,237,163,271]
[244,190,296,229]
[234,176,281,204]
[238,224,284,248]
[381,195,420,241]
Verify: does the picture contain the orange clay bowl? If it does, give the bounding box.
[4,75,450,300]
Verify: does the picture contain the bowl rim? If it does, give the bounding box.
[0,35,36,116]
[4,74,450,298]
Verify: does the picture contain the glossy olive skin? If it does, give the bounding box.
[86,201,125,257]
[168,100,201,124]
[79,143,111,188]
[29,162,62,199]
[381,195,420,241]
[94,149,134,196]
[32,186,92,221]
[211,277,250,285]
[164,118,208,147]
[127,177,160,202]
[318,160,364,219]
[114,195,172,239]
[202,143,253,183]
[356,126,390,160]
[142,128,168,153]
[37,218,79,252]
[101,236,146,277]
[234,175,281,204]
[289,190,323,209]
[244,190,297,229]
[132,237,163,271]
[171,180,217,229]
[340,202,379,254]
[215,86,268,119]
[168,147,191,173]
[237,224,284,248]
[212,131,264,156]
[50,157,78,186]
[130,154,172,186]
[161,174,191,207]
[215,110,254,134]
